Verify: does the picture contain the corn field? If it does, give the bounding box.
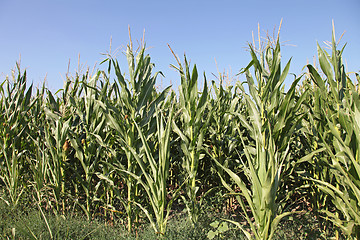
[1,26,360,239]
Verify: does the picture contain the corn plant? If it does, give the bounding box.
[65,72,110,219]
[38,88,73,214]
[296,65,336,231]
[213,39,307,239]
[206,80,240,185]
[0,67,36,207]
[170,52,209,225]
[316,90,360,239]
[26,138,49,203]
[303,27,360,239]
[120,99,183,236]
[102,41,170,232]
[25,84,48,197]
[204,79,242,213]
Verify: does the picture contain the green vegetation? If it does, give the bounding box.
[1,24,359,239]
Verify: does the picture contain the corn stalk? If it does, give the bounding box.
[67,71,109,219]
[120,100,183,236]
[170,52,209,225]
[103,41,170,232]
[214,39,306,239]
[0,67,36,207]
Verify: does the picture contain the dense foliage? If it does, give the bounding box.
[1,28,359,239]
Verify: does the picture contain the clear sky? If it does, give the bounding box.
[0,0,359,92]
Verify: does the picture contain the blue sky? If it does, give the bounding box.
[0,0,359,92]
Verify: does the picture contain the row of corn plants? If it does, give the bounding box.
[299,28,360,239]
[0,26,359,239]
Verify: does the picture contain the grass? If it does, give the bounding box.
[0,195,343,239]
